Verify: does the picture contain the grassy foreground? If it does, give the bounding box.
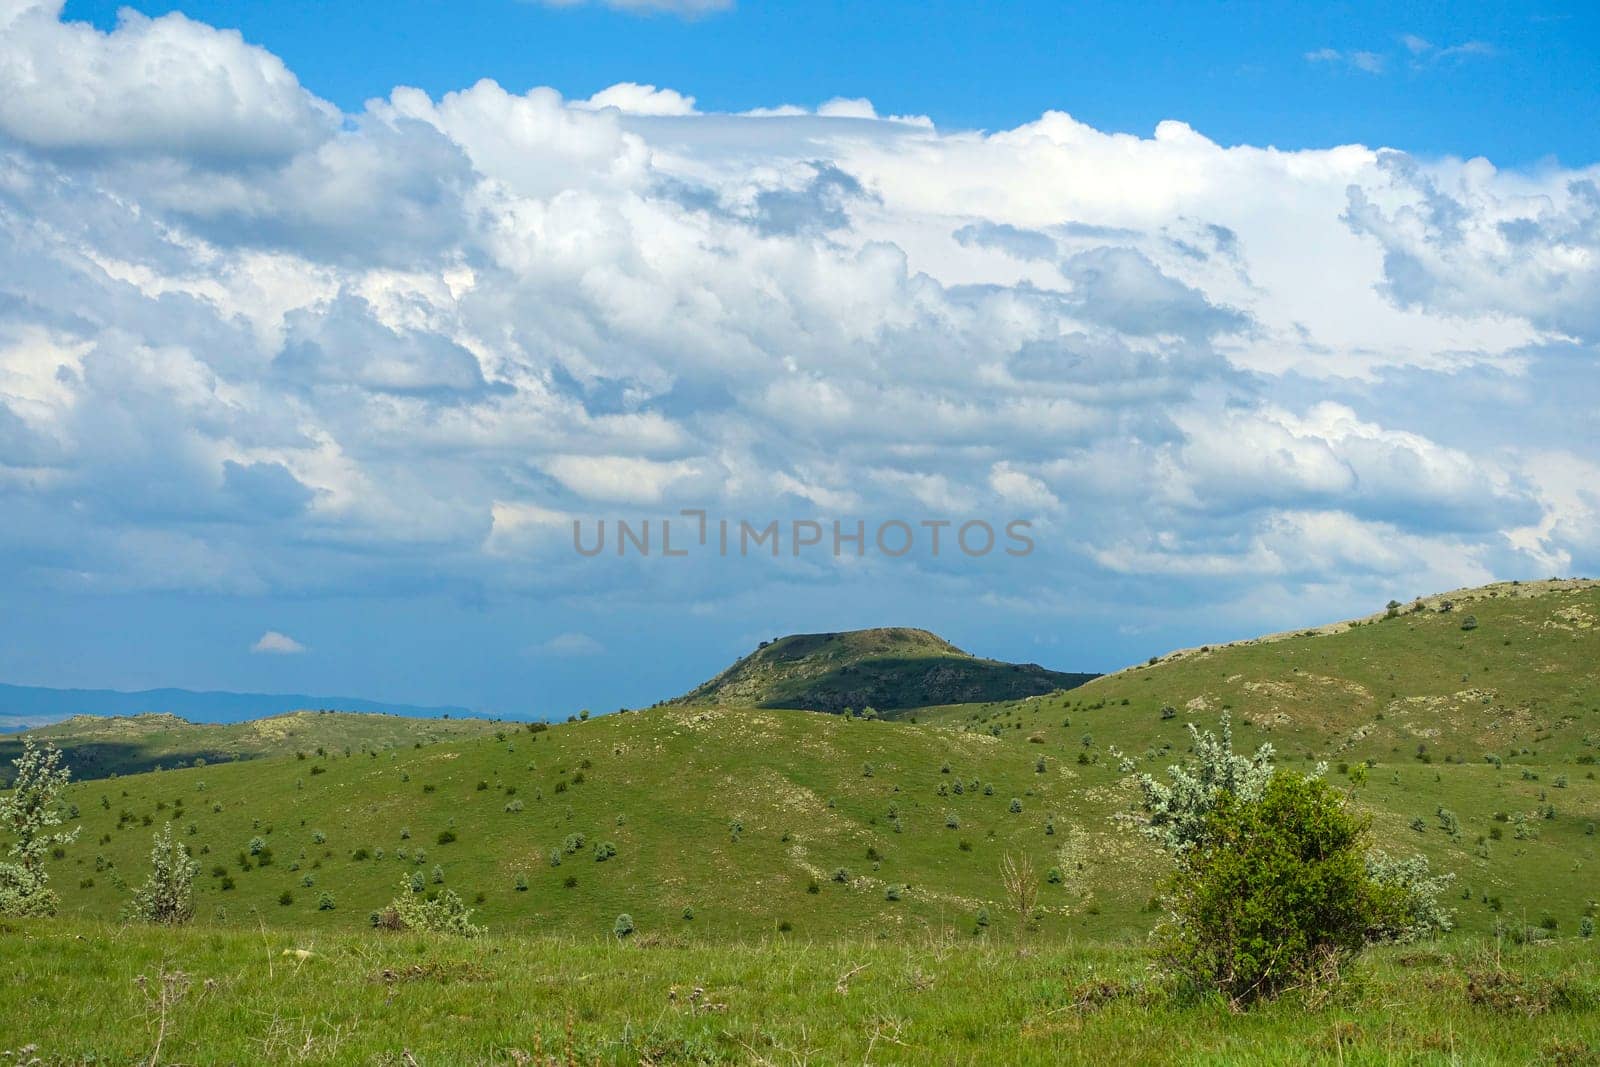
[3,921,1597,1065]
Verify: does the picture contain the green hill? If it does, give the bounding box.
[9,580,1599,946]
[43,706,1140,941]
[916,578,1600,763]
[669,627,1096,712]
[0,710,502,779]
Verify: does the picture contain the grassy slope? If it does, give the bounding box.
[670,627,1094,711]
[15,580,1600,943]
[913,579,1600,936]
[3,920,1596,1065]
[0,710,502,779]
[46,707,1147,941]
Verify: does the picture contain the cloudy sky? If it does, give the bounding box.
[1,0,1596,717]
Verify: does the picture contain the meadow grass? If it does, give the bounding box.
[2,920,1596,1065]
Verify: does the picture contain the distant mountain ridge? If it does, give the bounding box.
[669,626,1095,712]
[0,681,474,731]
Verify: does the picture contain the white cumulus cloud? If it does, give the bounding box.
[251,631,307,655]
[0,1,1593,639]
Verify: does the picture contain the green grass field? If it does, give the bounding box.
[3,920,1596,1065]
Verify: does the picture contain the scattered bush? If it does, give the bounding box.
[1364,851,1455,943]
[380,877,484,937]
[0,739,78,918]
[1160,773,1388,1005]
[613,913,635,939]
[127,824,198,926]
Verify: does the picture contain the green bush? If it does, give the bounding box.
[1159,772,1394,1005]
[381,877,484,938]
[127,825,198,925]
[613,913,635,939]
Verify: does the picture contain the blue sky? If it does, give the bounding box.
[1,1,1597,718]
[63,0,1600,167]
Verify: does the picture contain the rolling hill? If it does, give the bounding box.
[8,579,1598,947]
[915,577,1600,764]
[668,627,1096,712]
[0,710,504,779]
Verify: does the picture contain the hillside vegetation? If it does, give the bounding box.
[918,578,1600,762]
[42,706,1143,941]
[0,711,501,780]
[6,580,1599,947]
[670,627,1095,712]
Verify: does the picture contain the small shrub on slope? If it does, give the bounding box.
[1159,773,1383,1005]
[381,877,484,938]
[127,824,198,925]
